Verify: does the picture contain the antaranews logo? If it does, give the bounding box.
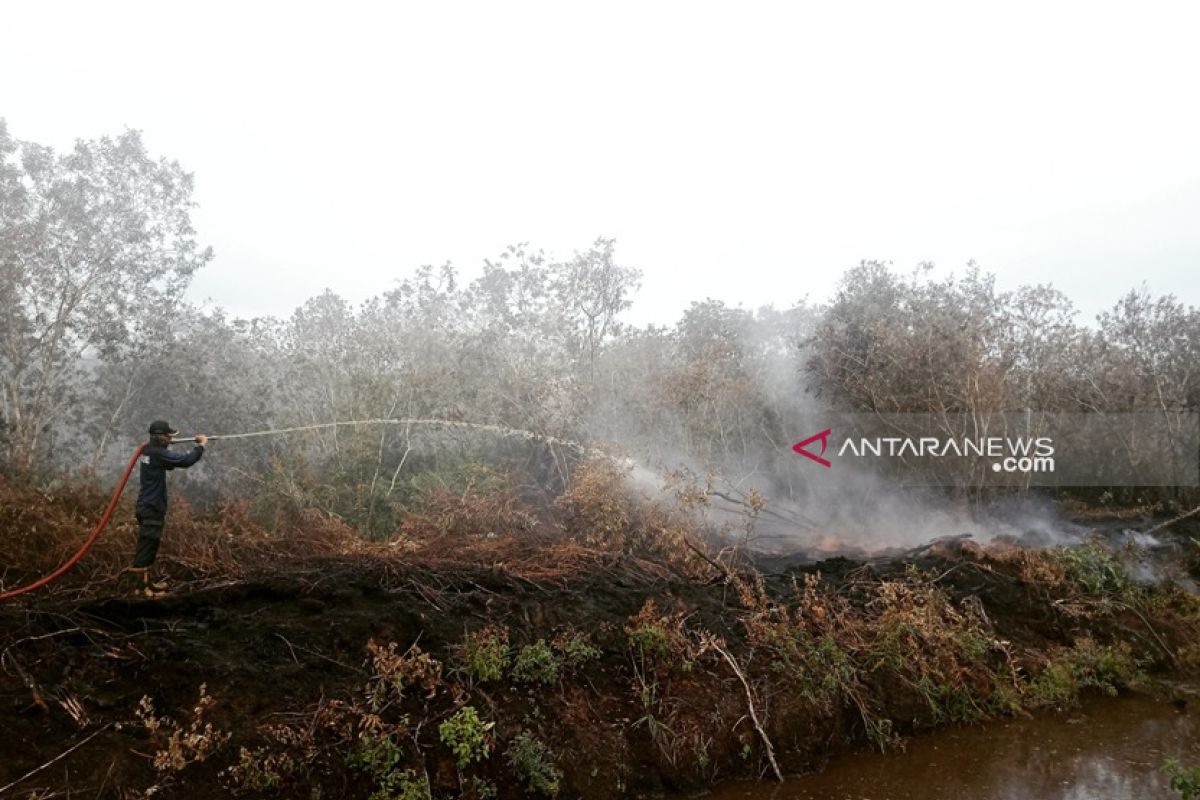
[792,413,1199,488]
[792,426,1055,475]
[792,429,832,468]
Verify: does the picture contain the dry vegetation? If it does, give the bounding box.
[3,462,1199,799]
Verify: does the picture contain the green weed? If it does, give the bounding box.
[1053,544,1134,597]
[552,630,602,669]
[439,706,493,770]
[506,731,564,797]
[1027,638,1141,708]
[1165,758,1200,800]
[512,639,562,685]
[463,627,510,683]
[349,732,430,800]
[468,776,498,799]
[628,624,671,659]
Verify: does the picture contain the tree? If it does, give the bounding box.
[0,121,212,477]
[550,238,642,387]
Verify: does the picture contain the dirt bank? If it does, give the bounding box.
[3,528,1199,799]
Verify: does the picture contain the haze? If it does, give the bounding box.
[2,0,1197,323]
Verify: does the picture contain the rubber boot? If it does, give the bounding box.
[128,567,169,598]
[124,567,147,595]
[147,573,170,595]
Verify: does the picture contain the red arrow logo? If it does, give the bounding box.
[793,429,832,468]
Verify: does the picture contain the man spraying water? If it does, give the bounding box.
[129,420,208,597]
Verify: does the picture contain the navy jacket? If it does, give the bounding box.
[136,443,204,515]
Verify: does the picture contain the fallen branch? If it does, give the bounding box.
[684,540,732,581]
[0,723,111,795]
[704,634,783,782]
[1112,600,1176,667]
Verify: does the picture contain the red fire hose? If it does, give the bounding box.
[0,444,145,601]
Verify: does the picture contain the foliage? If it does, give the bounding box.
[512,639,562,685]
[7,161,1197,510]
[625,601,678,660]
[506,731,563,797]
[462,626,511,683]
[349,731,403,782]
[225,746,297,791]
[1165,758,1200,800]
[1177,643,1200,673]
[739,569,1024,750]
[348,732,430,800]
[1052,544,1134,597]
[136,684,231,772]
[0,121,212,478]
[807,261,1200,503]
[365,640,443,709]
[1026,638,1141,708]
[400,474,538,543]
[555,458,636,551]
[438,706,493,769]
[468,776,498,799]
[551,630,602,669]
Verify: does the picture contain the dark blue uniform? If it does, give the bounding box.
[133,443,204,567]
[136,444,204,514]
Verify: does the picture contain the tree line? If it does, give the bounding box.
[3,122,1196,532]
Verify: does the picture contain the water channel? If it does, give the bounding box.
[704,688,1199,800]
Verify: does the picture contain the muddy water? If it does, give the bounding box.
[705,689,1200,800]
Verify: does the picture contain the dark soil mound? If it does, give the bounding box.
[3,535,1197,799]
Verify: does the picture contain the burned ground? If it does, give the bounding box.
[2,476,1200,799]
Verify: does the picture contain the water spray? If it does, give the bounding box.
[169,417,611,459]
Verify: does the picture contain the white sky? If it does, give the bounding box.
[2,1,1198,326]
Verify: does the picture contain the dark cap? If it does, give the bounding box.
[148,420,179,436]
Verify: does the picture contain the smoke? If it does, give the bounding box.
[625,452,1092,557]
[589,303,1097,558]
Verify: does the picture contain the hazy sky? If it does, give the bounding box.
[2,1,1198,326]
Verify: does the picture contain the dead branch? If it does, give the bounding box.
[684,539,732,581]
[0,723,111,795]
[703,634,783,782]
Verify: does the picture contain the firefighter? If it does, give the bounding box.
[129,420,207,597]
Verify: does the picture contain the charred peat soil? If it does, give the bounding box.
[2,472,1200,799]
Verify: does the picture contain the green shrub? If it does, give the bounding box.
[469,776,498,799]
[1027,661,1077,708]
[627,624,671,659]
[512,639,562,685]
[439,706,493,769]
[1064,638,1141,695]
[1165,758,1200,800]
[349,733,430,800]
[388,771,432,800]
[506,731,563,797]
[552,630,602,669]
[765,629,855,714]
[1027,638,1141,708]
[463,627,510,683]
[350,732,403,778]
[1053,544,1133,596]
